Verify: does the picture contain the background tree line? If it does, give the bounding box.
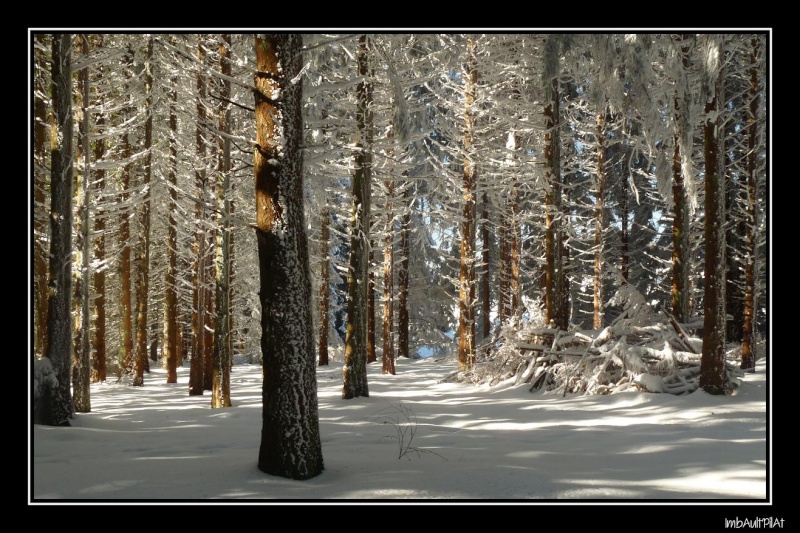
[32,32,768,424]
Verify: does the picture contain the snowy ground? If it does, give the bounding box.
[31,354,769,508]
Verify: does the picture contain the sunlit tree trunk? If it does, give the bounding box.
[343,34,372,399]
[164,68,180,384]
[318,207,330,366]
[72,34,91,412]
[212,33,233,408]
[593,108,606,329]
[34,34,50,362]
[43,33,74,426]
[382,140,396,375]
[741,35,762,372]
[700,35,728,395]
[133,36,154,387]
[544,77,561,327]
[254,33,324,480]
[458,37,477,372]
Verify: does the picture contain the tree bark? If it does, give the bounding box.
[212,33,233,408]
[741,35,761,372]
[190,37,208,396]
[382,172,395,376]
[397,183,411,358]
[700,35,728,395]
[458,37,477,372]
[43,33,74,426]
[164,68,180,384]
[593,108,606,330]
[118,53,134,378]
[479,192,490,339]
[91,39,107,383]
[34,34,49,362]
[134,36,154,387]
[318,208,330,366]
[72,33,91,412]
[255,34,324,480]
[343,34,372,398]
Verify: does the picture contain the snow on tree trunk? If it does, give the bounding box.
[699,35,728,395]
[593,107,606,330]
[480,191,491,339]
[254,34,324,480]
[43,33,74,426]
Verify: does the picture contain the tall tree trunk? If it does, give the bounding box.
[397,183,411,359]
[458,37,478,372]
[342,34,372,399]
[72,34,91,412]
[700,35,728,395]
[190,37,208,396]
[509,178,521,319]
[212,33,233,408]
[544,77,561,327]
[133,36,154,387]
[671,35,692,323]
[91,39,107,383]
[118,87,134,378]
[34,34,49,362]
[593,108,606,330]
[367,247,376,364]
[318,208,330,366]
[740,35,761,372]
[43,33,74,426]
[479,192,490,339]
[254,34,324,480]
[382,168,395,376]
[164,69,180,384]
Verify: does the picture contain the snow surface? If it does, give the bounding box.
[31,355,769,506]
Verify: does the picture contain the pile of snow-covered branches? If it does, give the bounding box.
[446,284,743,396]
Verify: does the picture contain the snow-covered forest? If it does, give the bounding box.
[31,32,770,491]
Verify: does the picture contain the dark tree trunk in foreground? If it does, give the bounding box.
[700,35,728,395]
[343,34,372,399]
[42,33,74,426]
[255,34,324,480]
